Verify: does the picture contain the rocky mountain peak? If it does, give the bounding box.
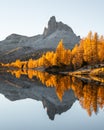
[43,16,57,36]
[0,16,80,57]
[43,16,74,37]
[48,16,56,26]
[48,16,57,34]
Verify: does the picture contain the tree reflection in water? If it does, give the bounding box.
[7,69,104,116]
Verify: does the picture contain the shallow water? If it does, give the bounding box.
[0,70,104,130]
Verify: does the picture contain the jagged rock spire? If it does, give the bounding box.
[43,16,73,37]
[48,16,57,34]
[43,16,57,36]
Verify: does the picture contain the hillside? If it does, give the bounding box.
[0,16,80,63]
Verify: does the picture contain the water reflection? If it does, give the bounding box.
[0,70,76,120]
[0,69,104,119]
[7,69,72,101]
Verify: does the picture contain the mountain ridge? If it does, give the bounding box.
[0,16,80,62]
[43,16,74,36]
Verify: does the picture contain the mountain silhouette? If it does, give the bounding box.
[0,16,80,63]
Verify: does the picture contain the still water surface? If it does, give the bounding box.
[0,69,104,130]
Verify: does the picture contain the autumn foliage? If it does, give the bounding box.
[6,69,104,116]
[2,32,104,70]
[1,31,104,118]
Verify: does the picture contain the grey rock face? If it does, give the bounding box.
[43,16,74,37]
[0,16,80,62]
[43,16,57,36]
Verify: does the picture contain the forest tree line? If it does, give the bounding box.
[2,31,104,70]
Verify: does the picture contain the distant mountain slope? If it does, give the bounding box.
[0,16,80,62]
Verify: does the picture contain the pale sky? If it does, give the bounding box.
[0,0,104,40]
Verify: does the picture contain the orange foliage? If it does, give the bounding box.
[7,69,71,101]
[2,32,104,70]
[6,69,104,116]
[2,39,72,69]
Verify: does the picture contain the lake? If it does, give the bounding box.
[0,69,104,130]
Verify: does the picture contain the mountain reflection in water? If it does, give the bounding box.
[0,69,104,120]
